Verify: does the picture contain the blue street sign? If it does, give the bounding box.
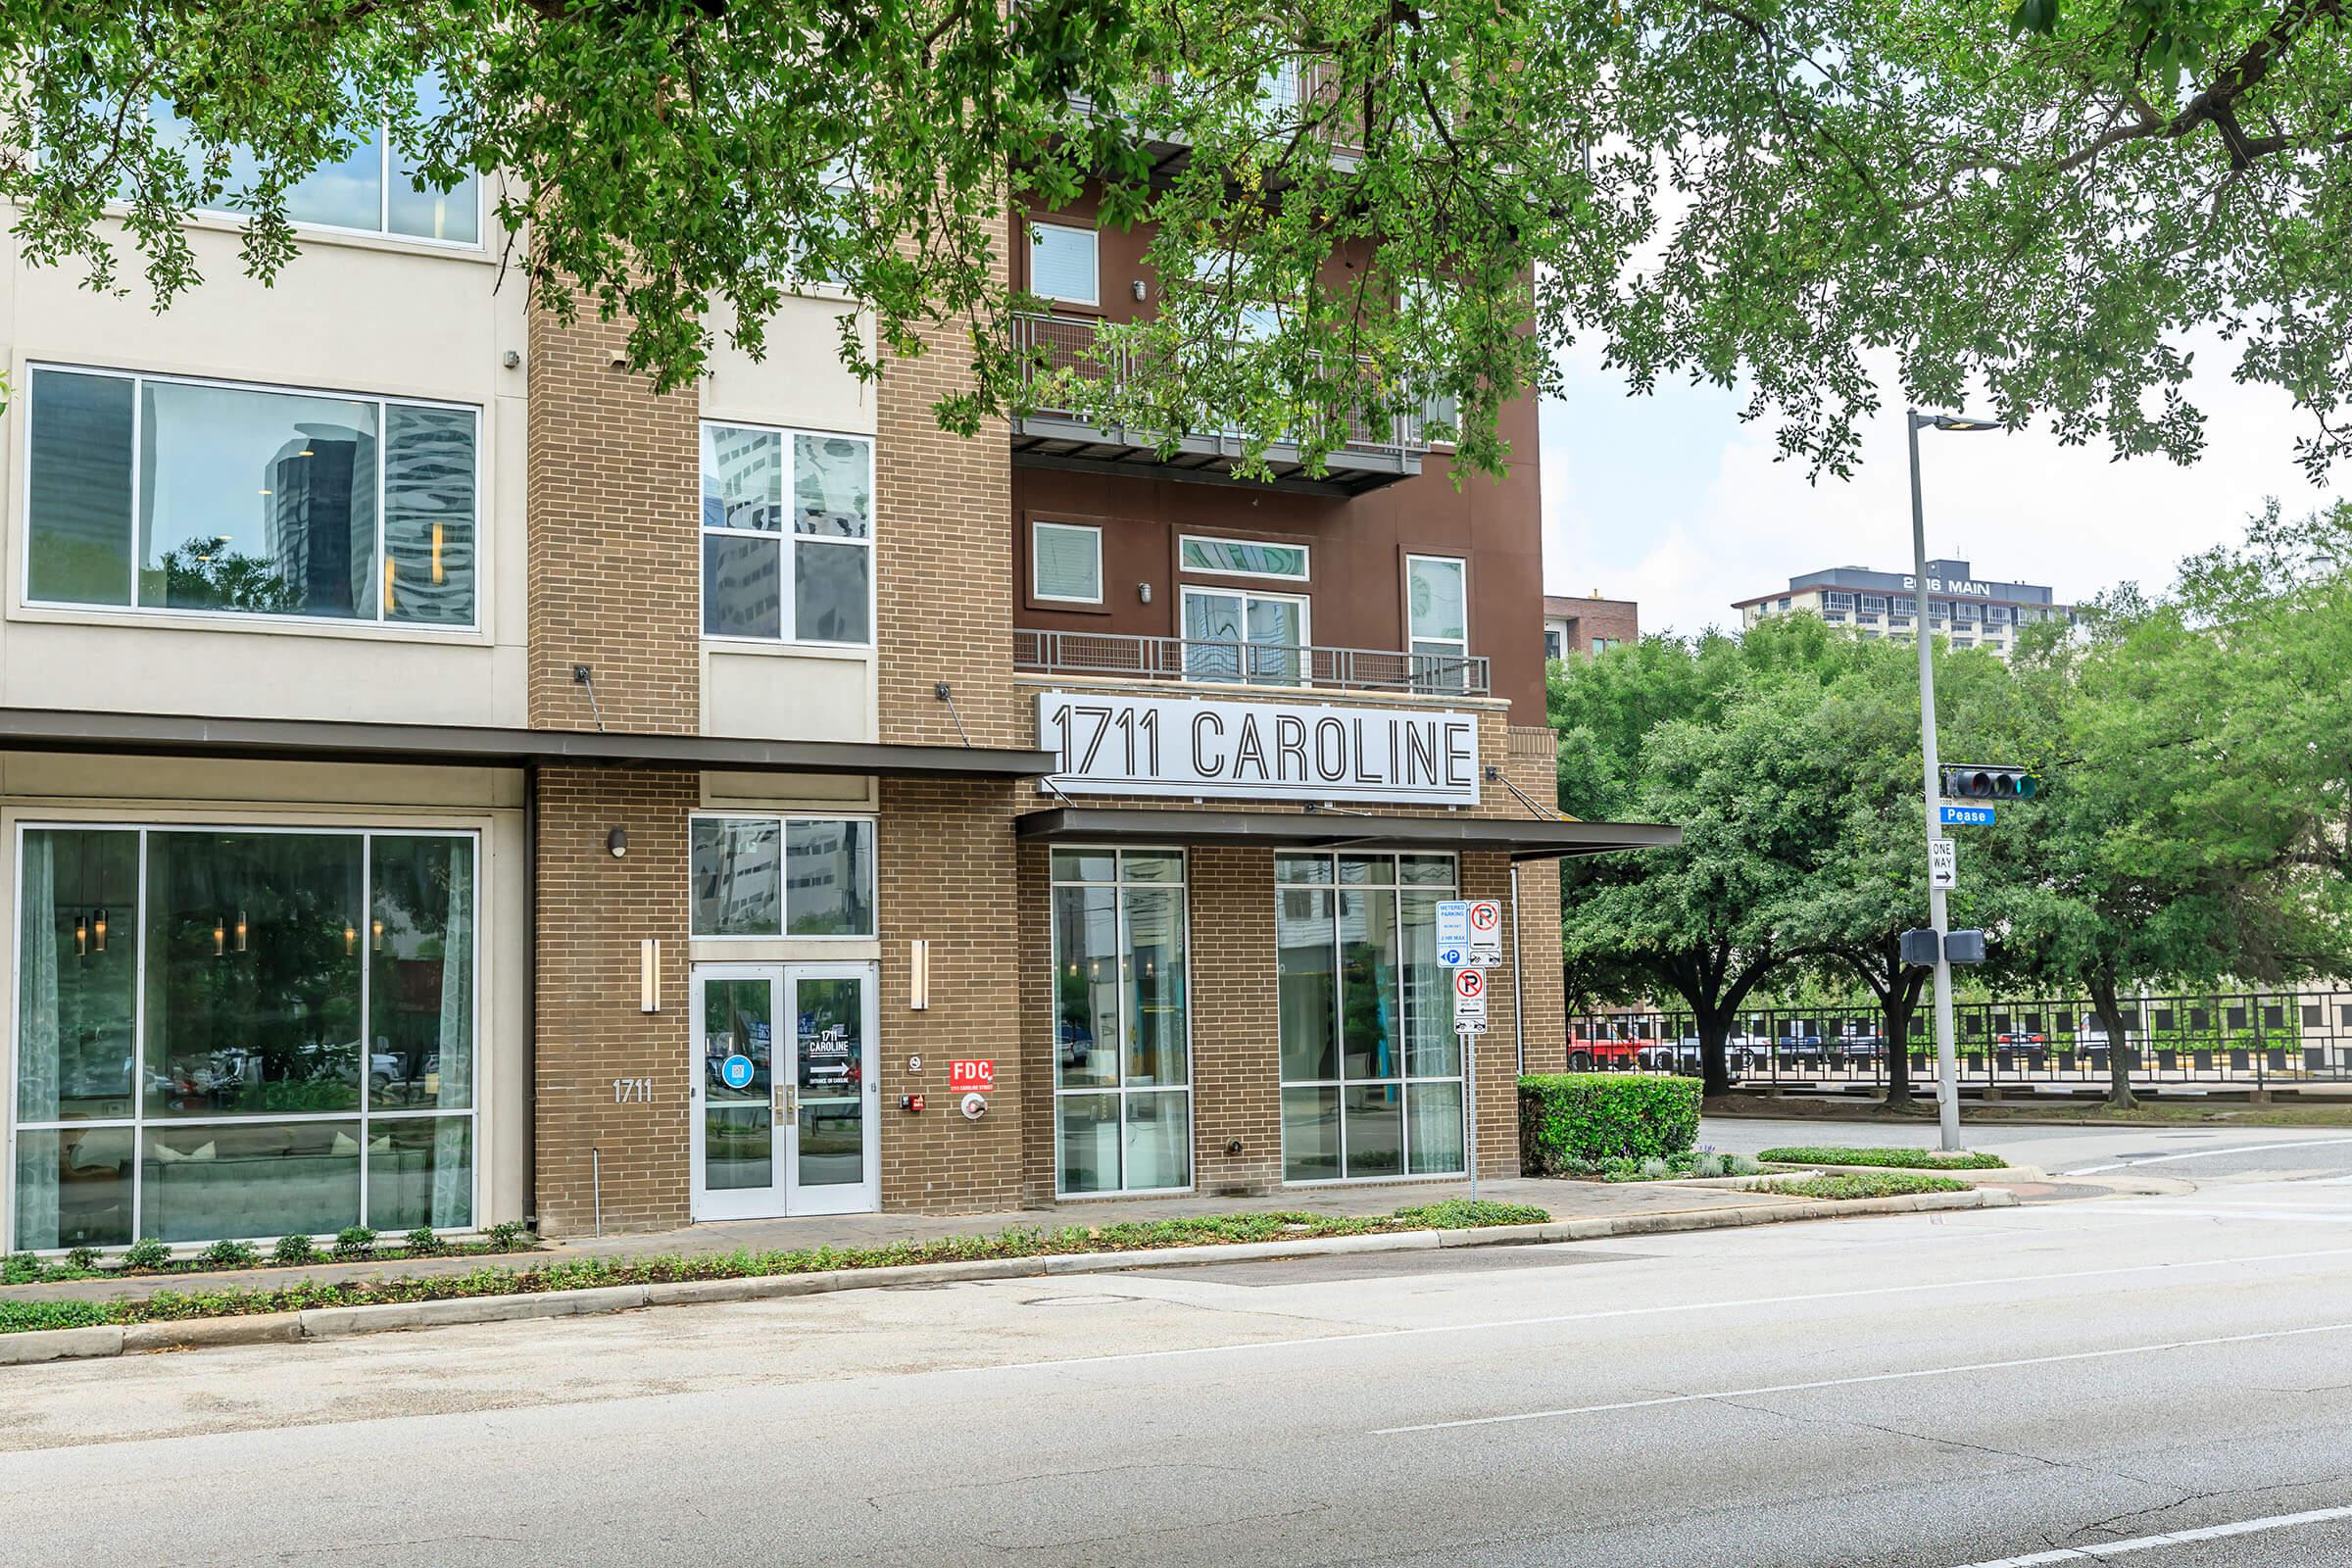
[1940,805,1995,826]
[720,1054,756,1091]
[1436,901,1471,946]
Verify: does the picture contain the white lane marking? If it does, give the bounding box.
[2097,1204,2352,1224]
[1369,1320,2352,1435]
[973,1244,2352,1374]
[2064,1137,2352,1175]
[1942,1502,2352,1566]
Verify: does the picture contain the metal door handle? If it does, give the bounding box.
[784,1086,800,1115]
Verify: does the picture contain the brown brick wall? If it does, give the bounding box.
[525,307,701,734]
[875,247,1022,752]
[532,765,696,1235]
[877,775,1026,1212]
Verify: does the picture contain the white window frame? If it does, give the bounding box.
[1180,584,1312,686]
[146,86,486,253]
[688,811,880,941]
[5,820,484,1252]
[1051,847,1195,1199]
[21,363,483,633]
[1030,520,1104,606]
[697,419,877,650]
[1027,220,1101,309]
[1405,554,1469,689]
[1274,851,1464,1186]
[1178,534,1310,582]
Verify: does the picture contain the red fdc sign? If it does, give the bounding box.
[949,1058,996,1093]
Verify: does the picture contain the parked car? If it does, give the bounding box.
[1566,1030,1649,1071]
[1638,1037,1739,1081]
[1994,1030,2048,1046]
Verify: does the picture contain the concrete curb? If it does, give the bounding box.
[2,1188,2011,1368]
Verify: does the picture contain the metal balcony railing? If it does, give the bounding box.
[1008,312,1427,471]
[1015,628,1489,697]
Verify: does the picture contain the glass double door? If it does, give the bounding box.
[690,962,878,1220]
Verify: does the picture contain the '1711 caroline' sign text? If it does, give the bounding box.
[1038,692,1480,807]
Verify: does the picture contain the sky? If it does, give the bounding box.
[1537,336,2342,636]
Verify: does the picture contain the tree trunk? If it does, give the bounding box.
[2090,973,2135,1109]
[1884,1004,1913,1104]
[1695,1007,1734,1098]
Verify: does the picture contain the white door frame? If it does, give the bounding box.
[781,961,882,1216]
[689,962,787,1222]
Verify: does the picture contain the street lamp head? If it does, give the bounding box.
[1916,412,2003,432]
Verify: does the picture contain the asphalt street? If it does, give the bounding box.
[4,1119,2350,1568]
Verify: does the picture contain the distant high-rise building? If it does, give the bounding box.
[1733,559,2073,661]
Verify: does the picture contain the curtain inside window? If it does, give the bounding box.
[431,838,475,1227]
[15,835,61,1240]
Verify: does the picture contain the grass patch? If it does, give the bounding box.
[0,1202,1550,1335]
[1769,1171,1973,1200]
[1758,1146,2007,1170]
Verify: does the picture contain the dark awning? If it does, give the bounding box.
[1012,806,1680,861]
[0,708,1058,779]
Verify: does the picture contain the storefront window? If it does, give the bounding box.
[1276,852,1462,1180]
[12,826,478,1250]
[1053,848,1191,1194]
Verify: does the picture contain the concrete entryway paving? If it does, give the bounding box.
[6,1175,1810,1304]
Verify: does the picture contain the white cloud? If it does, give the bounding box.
[1542,338,2341,638]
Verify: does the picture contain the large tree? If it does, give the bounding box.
[2000,506,2352,1106]
[5,0,2348,476]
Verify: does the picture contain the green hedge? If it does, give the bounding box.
[1758,1146,2007,1170]
[1518,1074,1701,1172]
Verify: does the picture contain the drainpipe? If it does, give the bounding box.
[1510,864,1526,1075]
[522,761,539,1232]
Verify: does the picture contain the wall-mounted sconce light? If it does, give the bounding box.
[371,918,385,954]
[93,908,106,953]
[640,938,662,1013]
[909,940,931,1011]
[1138,582,1152,604]
[74,915,87,957]
[1131,279,1148,301]
[344,921,358,955]
[213,917,226,956]
[608,826,629,858]
[234,909,248,953]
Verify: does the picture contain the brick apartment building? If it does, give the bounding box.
[1544,593,1641,661]
[2,101,1671,1253]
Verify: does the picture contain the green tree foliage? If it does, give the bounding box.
[6,1,2347,476]
[1997,502,2352,1105]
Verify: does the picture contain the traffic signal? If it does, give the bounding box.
[1942,764,2036,800]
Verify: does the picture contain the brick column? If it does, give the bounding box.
[877,774,1025,1212]
[1460,852,1524,1179]
[532,765,697,1235]
[1188,846,1283,1195]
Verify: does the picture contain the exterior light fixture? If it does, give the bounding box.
[74,915,88,957]
[608,826,628,858]
[909,940,932,1010]
[371,918,385,953]
[213,917,226,956]
[93,908,107,953]
[431,521,446,585]
[344,921,358,954]
[234,908,248,953]
[640,939,662,1013]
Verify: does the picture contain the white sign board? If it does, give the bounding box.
[1038,692,1480,806]
[1439,948,1495,969]
[1930,837,1957,891]
[1451,967,1489,1023]
[1454,1017,1489,1036]
[1436,901,1472,947]
[1467,899,1503,956]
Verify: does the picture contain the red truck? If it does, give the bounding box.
[1567,1024,1656,1072]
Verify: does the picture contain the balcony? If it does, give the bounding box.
[1015,628,1489,697]
[1008,314,1426,497]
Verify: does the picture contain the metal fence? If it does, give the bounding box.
[1014,628,1490,696]
[1009,311,1428,463]
[1563,989,2352,1089]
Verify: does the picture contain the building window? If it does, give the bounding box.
[1277,853,1461,1182]
[1031,521,1102,605]
[1053,849,1190,1195]
[1592,637,1621,654]
[1777,597,1792,612]
[11,826,478,1250]
[1950,600,1979,624]
[700,422,873,646]
[1860,594,1888,613]
[1823,591,1855,612]
[1544,628,1563,661]
[25,367,478,627]
[1027,221,1100,308]
[690,815,875,938]
[152,74,481,246]
[1182,585,1308,684]
[1178,535,1309,581]
[1406,555,1468,691]
[1984,604,2012,625]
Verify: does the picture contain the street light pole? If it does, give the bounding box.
[1906,408,1999,1152]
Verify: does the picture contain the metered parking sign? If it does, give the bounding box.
[1436,900,1471,946]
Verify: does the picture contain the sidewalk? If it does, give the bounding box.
[9,1176,1812,1306]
